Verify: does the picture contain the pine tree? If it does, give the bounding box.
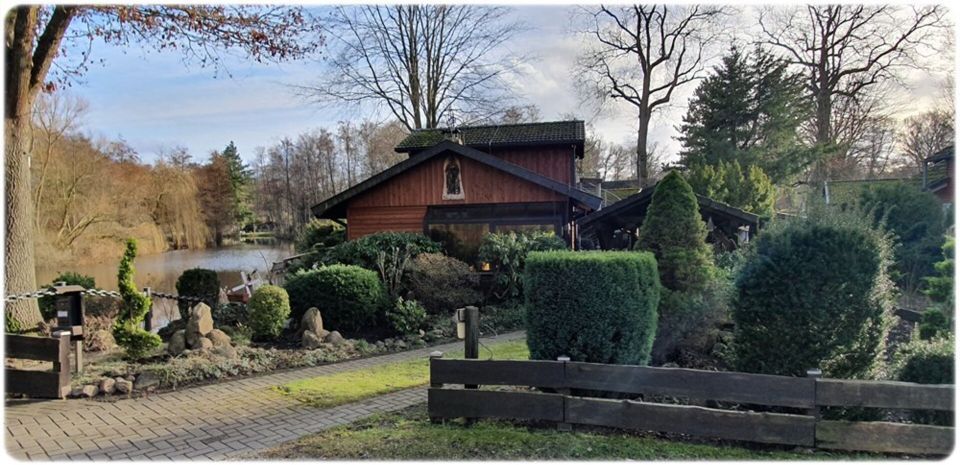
[220,141,254,227]
[686,160,776,217]
[635,171,714,292]
[679,46,812,184]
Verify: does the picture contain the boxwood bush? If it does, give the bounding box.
[175,268,220,321]
[892,337,954,425]
[524,250,660,365]
[247,285,291,340]
[284,265,387,333]
[732,208,894,378]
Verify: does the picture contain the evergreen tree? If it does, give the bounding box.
[679,46,813,184]
[635,171,714,292]
[686,160,776,217]
[220,141,254,227]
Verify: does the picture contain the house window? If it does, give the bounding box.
[443,157,464,200]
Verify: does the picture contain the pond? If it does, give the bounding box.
[36,242,295,293]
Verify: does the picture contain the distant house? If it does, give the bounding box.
[577,182,761,251]
[924,145,954,205]
[311,121,602,258]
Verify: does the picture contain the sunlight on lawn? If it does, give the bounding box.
[273,338,528,408]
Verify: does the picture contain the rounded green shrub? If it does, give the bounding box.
[524,250,660,365]
[175,268,220,321]
[113,239,161,360]
[918,309,950,341]
[296,219,346,253]
[732,208,894,378]
[892,337,954,425]
[247,285,291,340]
[404,253,480,315]
[284,265,387,333]
[328,232,441,269]
[386,297,427,335]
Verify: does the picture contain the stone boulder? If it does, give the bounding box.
[167,330,186,355]
[212,344,238,359]
[324,330,345,346]
[185,303,214,349]
[134,371,160,391]
[115,377,133,394]
[207,329,231,347]
[302,330,323,349]
[80,385,99,398]
[99,378,116,395]
[301,307,324,334]
[198,337,214,350]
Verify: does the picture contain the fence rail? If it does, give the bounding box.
[428,357,955,455]
[6,331,72,399]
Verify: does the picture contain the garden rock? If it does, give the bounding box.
[301,307,324,334]
[134,371,160,391]
[186,303,214,348]
[198,337,214,350]
[80,385,99,398]
[69,387,84,398]
[115,378,133,394]
[212,344,238,359]
[99,378,116,395]
[395,340,407,349]
[302,330,323,350]
[167,330,186,355]
[324,330,345,346]
[86,328,116,352]
[207,328,231,347]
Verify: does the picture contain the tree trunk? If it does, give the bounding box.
[637,112,651,188]
[5,115,43,330]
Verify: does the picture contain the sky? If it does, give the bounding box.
[60,4,954,167]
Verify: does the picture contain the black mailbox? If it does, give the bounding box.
[53,283,85,342]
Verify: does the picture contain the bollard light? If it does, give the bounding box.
[455,308,466,339]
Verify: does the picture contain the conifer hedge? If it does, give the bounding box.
[524,251,660,365]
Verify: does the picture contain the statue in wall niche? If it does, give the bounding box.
[443,156,464,199]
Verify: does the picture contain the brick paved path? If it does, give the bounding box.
[5,331,524,460]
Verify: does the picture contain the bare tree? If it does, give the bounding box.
[849,116,898,179]
[758,5,946,181]
[30,92,88,230]
[577,5,725,187]
[900,110,955,174]
[5,5,320,329]
[303,5,524,130]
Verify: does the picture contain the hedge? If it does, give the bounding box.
[175,268,220,321]
[284,265,387,333]
[524,250,660,365]
[732,208,894,378]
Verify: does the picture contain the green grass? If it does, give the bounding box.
[259,404,874,460]
[273,338,528,408]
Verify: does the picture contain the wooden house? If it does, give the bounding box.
[311,121,602,257]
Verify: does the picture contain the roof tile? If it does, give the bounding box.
[396,120,585,151]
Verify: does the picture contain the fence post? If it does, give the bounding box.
[806,368,822,448]
[142,287,153,332]
[53,283,85,374]
[464,306,479,391]
[557,356,572,432]
[52,330,72,398]
[429,351,444,424]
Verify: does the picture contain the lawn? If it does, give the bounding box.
[273,338,528,408]
[258,404,874,460]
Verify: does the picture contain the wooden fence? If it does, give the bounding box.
[428,356,955,455]
[6,331,72,399]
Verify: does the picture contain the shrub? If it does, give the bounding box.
[732,208,894,378]
[329,232,441,269]
[636,170,714,292]
[386,297,427,335]
[892,337,954,425]
[247,285,291,340]
[857,182,946,292]
[113,239,161,360]
[404,253,481,315]
[924,235,954,312]
[918,309,950,341]
[479,231,567,300]
[38,271,96,321]
[525,251,660,365]
[296,219,346,253]
[213,303,249,328]
[480,301,526,332]
[284,265,387,333]
[175,268,220,321]
[652,280,732,367]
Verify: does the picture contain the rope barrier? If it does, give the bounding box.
[5,287,206,303]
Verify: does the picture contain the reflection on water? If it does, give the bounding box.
[36,243,295,293]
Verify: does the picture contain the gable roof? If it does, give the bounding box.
[577,182,760,233]
[395,120,585,157]
[312,140,602,219]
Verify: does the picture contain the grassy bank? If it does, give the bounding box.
[259,404,874,460]
[273,338,528,408]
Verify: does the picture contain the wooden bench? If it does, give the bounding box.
[6,331,72,399]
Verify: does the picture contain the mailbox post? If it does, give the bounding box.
[53,283,85,373]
